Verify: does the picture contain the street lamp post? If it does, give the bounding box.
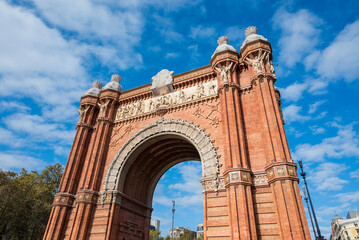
[171,200,175,240]
[298,159,325,240]
[303,186,318,239]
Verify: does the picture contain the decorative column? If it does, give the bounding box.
[43,81,102,240]
[241,26,311,240]
[68,75,122,239]
[211,36,257,240]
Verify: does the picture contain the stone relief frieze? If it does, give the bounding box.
[115,80,218,121]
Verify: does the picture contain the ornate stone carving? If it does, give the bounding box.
[104,119,222,194]
[151,69,174,96]
[110,124,133,149]
[268,59,276,75]
[246,49,267,74]
[98,100,110,118]
[215,62,233,83]
[78,106,90,124]
[193,101,220,128]
[115,80,218,121]
[252,174,268,185]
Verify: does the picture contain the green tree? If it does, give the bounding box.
[0,163,63,239]
[194,234,204,240]
[178,229,194,240]
[165,235,171,240]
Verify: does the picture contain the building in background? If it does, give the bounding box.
[170,227,196,239]
[196,223,203,238]
[150,219,160,232]
[330,211,359,240]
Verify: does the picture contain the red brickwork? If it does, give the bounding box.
[44,38,311,239]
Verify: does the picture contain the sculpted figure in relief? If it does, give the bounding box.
[98,100,110,118]
[122,105,130,118]
[215,62,233,83]
[116,106,123,120]
[246,49,267,74]
[135,101,144,115]
[148,99,154,112]
[78,106,90,123]
[178,90,186,103]
[209,82,216,95]
[192,84,206,100]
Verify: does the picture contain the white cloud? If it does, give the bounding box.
[154,162,203,208]
[307,19,359,82]
[287,127,306,138]
[282,105,310,123]
[273,8,322,68]
[278,82,307,102]
[309,125,325,135]
[308,100,326,114]
[335,191,359,204]
[293,123,359,162]
[0,127,24,148]
[169,163,202,194]
[152,14,184,44]
[0,152,45,171]
[308,162,348,191]
[350,170,359,180]
[190,25,216,40]
[4,113,75,144]
[0,1,88,123]
[224,26,245,44]
[165,52,180,59]
[278,79,327,102]
[0,101,30,113]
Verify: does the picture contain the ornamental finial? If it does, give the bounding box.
[217,36,229,46]
[245,26,257,38]
[93,81,103,89]
[111,74,121,83]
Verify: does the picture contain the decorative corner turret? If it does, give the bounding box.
[100,74,122,100]
[240,27,275,77]
[80,81,102,116]
[211,36,239,66]
[211,37,239,94]
[82,80,102,97]
[103,74,123,92]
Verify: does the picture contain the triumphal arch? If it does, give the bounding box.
[44,27,311,240]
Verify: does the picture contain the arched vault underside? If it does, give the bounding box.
[103,119,222,206]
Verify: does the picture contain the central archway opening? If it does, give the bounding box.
[116,134,205,240]
[151,161,203,238]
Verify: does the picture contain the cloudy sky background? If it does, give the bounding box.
[1,0,359,238]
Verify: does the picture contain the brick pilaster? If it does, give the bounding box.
[68,89,120,239]
[43,95,98,240]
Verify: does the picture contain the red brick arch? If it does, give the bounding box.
[44,36,311,240]
[104,119,221,195]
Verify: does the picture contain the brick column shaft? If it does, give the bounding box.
[69,90,120,239]
[43,96,98,240]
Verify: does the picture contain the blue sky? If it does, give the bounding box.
[1,0,359,238]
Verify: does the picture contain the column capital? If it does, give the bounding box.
[53,192,76,207]
[265,161,299,184]
[223,168,252,187]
